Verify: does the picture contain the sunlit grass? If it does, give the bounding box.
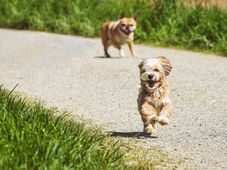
[0,86,143,169]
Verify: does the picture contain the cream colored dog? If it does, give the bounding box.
[137,56,173,135]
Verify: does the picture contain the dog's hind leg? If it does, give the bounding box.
[104,46,111,58]
[144,123,157,135]
[140,102,158,135]
[103,40,111,58]
[100,28,111,58]
[142,114,158,135]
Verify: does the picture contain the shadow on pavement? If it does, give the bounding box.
[94,56,121,59]
[109,131,158,139]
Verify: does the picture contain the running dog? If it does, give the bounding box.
[137,56,173,135]
[100,13,137,58]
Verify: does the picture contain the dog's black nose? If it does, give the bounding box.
[148,74,153,79]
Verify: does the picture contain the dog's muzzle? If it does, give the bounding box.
[120,25,135,35]
[144,74,156,88]
[147,80,156,88]
[148,74,153,80]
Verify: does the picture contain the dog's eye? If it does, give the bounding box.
[128,24,133,27]
[121,24,126,27]
[154,68,159,72]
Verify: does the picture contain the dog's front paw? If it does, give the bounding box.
[144,124,157,135]
[132,54,138,58]
[161,98,170,106]
[119,49,125,57]
[158,115,169,126]
[147,114,158,124]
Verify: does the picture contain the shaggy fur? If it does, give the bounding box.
[100,13,137,58]
[137,56,173,135]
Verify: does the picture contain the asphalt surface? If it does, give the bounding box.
[1,29,227,169]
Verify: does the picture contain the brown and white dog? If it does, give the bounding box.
[137,56,173,135]
[100,14,137,58]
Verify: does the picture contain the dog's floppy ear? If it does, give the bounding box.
[132,13,138,21]
[138,59,145,69]
[157,56,172,76]
[119,12,125,19]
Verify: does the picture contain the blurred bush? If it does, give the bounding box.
[0,0,226,56]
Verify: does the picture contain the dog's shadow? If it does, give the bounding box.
[94,56,121,59]
[109,131,158,139]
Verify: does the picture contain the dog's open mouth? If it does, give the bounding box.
[120,28,132,35]
[147,80,156,88]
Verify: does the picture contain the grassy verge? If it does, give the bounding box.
[0,87,125,169]
[0,86,177,169]
[0,0,226,56]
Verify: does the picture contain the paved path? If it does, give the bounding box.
[1,29,227,169]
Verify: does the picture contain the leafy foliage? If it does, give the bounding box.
[0,0,226,55]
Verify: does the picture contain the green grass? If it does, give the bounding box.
[0,0,226,56]
[0,86,160,169]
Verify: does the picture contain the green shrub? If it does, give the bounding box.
[0,0,226,56]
